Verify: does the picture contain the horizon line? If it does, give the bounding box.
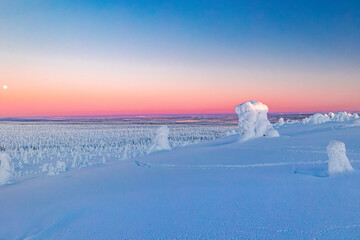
[1,110,359,120]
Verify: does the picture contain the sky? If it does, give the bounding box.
[0,0,359,117]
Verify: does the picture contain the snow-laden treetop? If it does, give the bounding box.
[235,101,279,142]
[235,100,269,115]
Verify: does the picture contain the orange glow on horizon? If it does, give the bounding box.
[1,55,359,118]
[1,84,359,118]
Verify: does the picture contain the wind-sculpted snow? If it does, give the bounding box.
[0,121,237,179]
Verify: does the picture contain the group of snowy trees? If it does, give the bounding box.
[0,122,235,182]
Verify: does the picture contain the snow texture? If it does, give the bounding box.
[0,153,14,185]
[327,140,353,175]
[147,125,171,154]
[235,100,279,142]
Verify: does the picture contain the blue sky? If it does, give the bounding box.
[0,0,359,116]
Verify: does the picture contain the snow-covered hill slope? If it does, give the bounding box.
[1,120,360,239]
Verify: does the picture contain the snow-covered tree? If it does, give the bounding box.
[235,101,279,142]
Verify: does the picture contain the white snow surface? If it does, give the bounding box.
[147,125,171,154]
[1,120,360,239]
[327,140,353,175]
[235,100,279,142]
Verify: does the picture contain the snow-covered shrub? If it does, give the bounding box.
[235,101,279,142]
[147,126,171,154]
[327,141,353,175]
[0,153,14,185]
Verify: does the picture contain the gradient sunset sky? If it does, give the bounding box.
[0,0,359,117]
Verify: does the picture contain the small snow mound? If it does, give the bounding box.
[47,161,67,176]
[235,101,279,142]
[0,153,15,185]
[327,141,353,176]
[147,125,171,154]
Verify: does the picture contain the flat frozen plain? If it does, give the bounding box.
[1,120,360,239]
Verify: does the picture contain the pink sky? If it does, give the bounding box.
[1,55,359,117]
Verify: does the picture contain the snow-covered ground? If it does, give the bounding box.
[0,115,360,239]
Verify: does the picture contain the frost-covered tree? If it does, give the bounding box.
[327,141,353,175]
[147,126,171,154]
[235,101,279,142]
